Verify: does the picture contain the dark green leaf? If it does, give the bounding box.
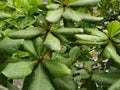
[92,72,120,85]
[0,38,24,55]
[52,76,77,90]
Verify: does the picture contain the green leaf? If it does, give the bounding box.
[52,76,77,90]
[92,72,120,85]
[6,82,19,90]
[0,12,11,19]
[75,34,107,42]
[103,42,120,64]
[23,63,55,90]
[108,79,120,90]
[44,33,61,50]
[52,0,63,4]
[69,0,100,7]
[46,8,63,23]
[75,40,108,45]
[52,28,83,35]
[84,28,108,39]
[52,55,72,67]
[23,40,38,57]
[0,38,24,55]
[2,61,37,79]
[0,1,7,9]
[8,27,44,39]
[43,60,71,77]
[62,8,81,22]
[78,12,103,22]
[36,15,49,29]
[34,37,43,56]
[0,34,2,38]
[107,21,120,38]
[69,46,80,60]
[46,4,61,10]
[0,74,19,90]
[55,34,69,43]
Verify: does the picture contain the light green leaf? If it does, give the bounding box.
[108,79,120,90]
[52,76,77,90]
[23,63,55,90]
[0,12,11,19]
[8,27,44,39]
[2,61,37,79]
[44,33,61,50]
[43,60,71,77]
[52,28,83,35]
[0,38,24,55]
[62,8,81,22]
[69,0,100,7]
[107,21,120,38]
[46,4,61,10]
[23,40,38,57]
[69,46,80,60]
[46,8,63,23]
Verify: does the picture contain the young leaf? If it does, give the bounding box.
[44,33,61,50]
[23,63,55,90]
[0,38,24,55]
[107,21,120,38]
[8,27,44,39]
[62,8,81,22]
[46,8,63,23]
[43,60,71,77]
[1,61,37,79]
[23,40,38,57]
[69,0,100,7]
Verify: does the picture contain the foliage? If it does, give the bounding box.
[0,0,120,90]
